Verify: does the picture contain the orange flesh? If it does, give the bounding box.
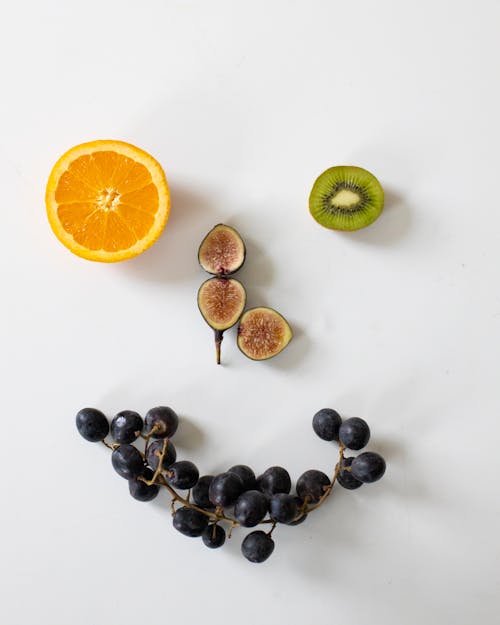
[54,152,158,252]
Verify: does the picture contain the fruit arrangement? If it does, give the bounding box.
[76,405,386,563]
[53,146,389,564]
[197,224,292,364]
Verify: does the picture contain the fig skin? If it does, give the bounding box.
[197,277,247,364]
[198,224,246,276]
[237,307,292,361]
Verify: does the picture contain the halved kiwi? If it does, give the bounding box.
[309,166,384,231]
[198,277,246,364]
[198,224,246,276]
[237,307,292,361]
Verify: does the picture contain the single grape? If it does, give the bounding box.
[312,408,342,441]
[76,407,109,442]
[128,467,159,502]
[192,475,215,509]
[202,524,226,548]
[257,466,291,496]
[234,490,269,527]
[166,461,199,489]
[146,439,177,471]
[209,472,244,507]
[110,410,143,444]
[241,531,275,563]
[350,452,386,483]
[338,417,370,450]
[111,445,145,480]
[227,465,257,491]
[336,456,363,490]
[269,493,298,524]
[296,470,330,503]
[172,506,208,537]
[144,406,179,439]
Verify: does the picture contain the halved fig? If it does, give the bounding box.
[237,307,292,361]
[198,277,246,364]
[198,224,246,276]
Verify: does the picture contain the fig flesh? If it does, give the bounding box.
[198,224,246,276]
[198,277,246,364]
[237,307,292,361]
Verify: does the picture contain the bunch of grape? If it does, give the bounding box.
[76,406,386,563]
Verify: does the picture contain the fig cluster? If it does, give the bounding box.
[197,224,292,364]
[76,405,386,564]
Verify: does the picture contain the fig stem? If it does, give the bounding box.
[214,330,223,365]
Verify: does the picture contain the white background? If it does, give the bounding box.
[1,1,499,624]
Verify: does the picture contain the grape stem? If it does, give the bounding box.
[108,438,346,534]
[102,440,119,451]
[304,444,345,513]
[141,423,162,459]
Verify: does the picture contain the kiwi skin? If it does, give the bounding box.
[198,224,246,276]
[237,307,292,361]
[309,165,384,232]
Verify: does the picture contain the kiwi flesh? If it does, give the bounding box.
[309,166,384,231]
[198,224,246,275]
[198,277,246,364]
[237,307,292,361]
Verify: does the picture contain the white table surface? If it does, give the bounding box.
[2,1,499,624]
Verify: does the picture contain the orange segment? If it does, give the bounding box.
[117,204,155,239]
[120,182,159,210]
[115,161,152,193]
[46,140,170,262]
[57,203,97,234]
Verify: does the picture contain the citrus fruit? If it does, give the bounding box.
[45,140,170,262]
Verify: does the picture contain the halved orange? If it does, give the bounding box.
[46,140,170,262]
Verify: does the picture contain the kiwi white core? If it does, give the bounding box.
[330,189,360,209]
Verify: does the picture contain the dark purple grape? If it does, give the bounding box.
[338,417,370,450]
[128,467,159,502]
[202,524,226,548]
[76,408,109,442]
[192,475,215,509]
[146,439,177,471]
[172,506,208,537]
[257,466,291,496]
[312,408,342,441]
[241,531,275,563]
[110,410,143,444]
[209,472,244,507]
[166,461,199,489]
[350,452,386,483]
[337,456,363,490]
[234,490,268,527]
[228,465,257,491]
[296,470,330,503]
[111,445,145,480]
[269,493,298,524]
[144,406,179,439]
